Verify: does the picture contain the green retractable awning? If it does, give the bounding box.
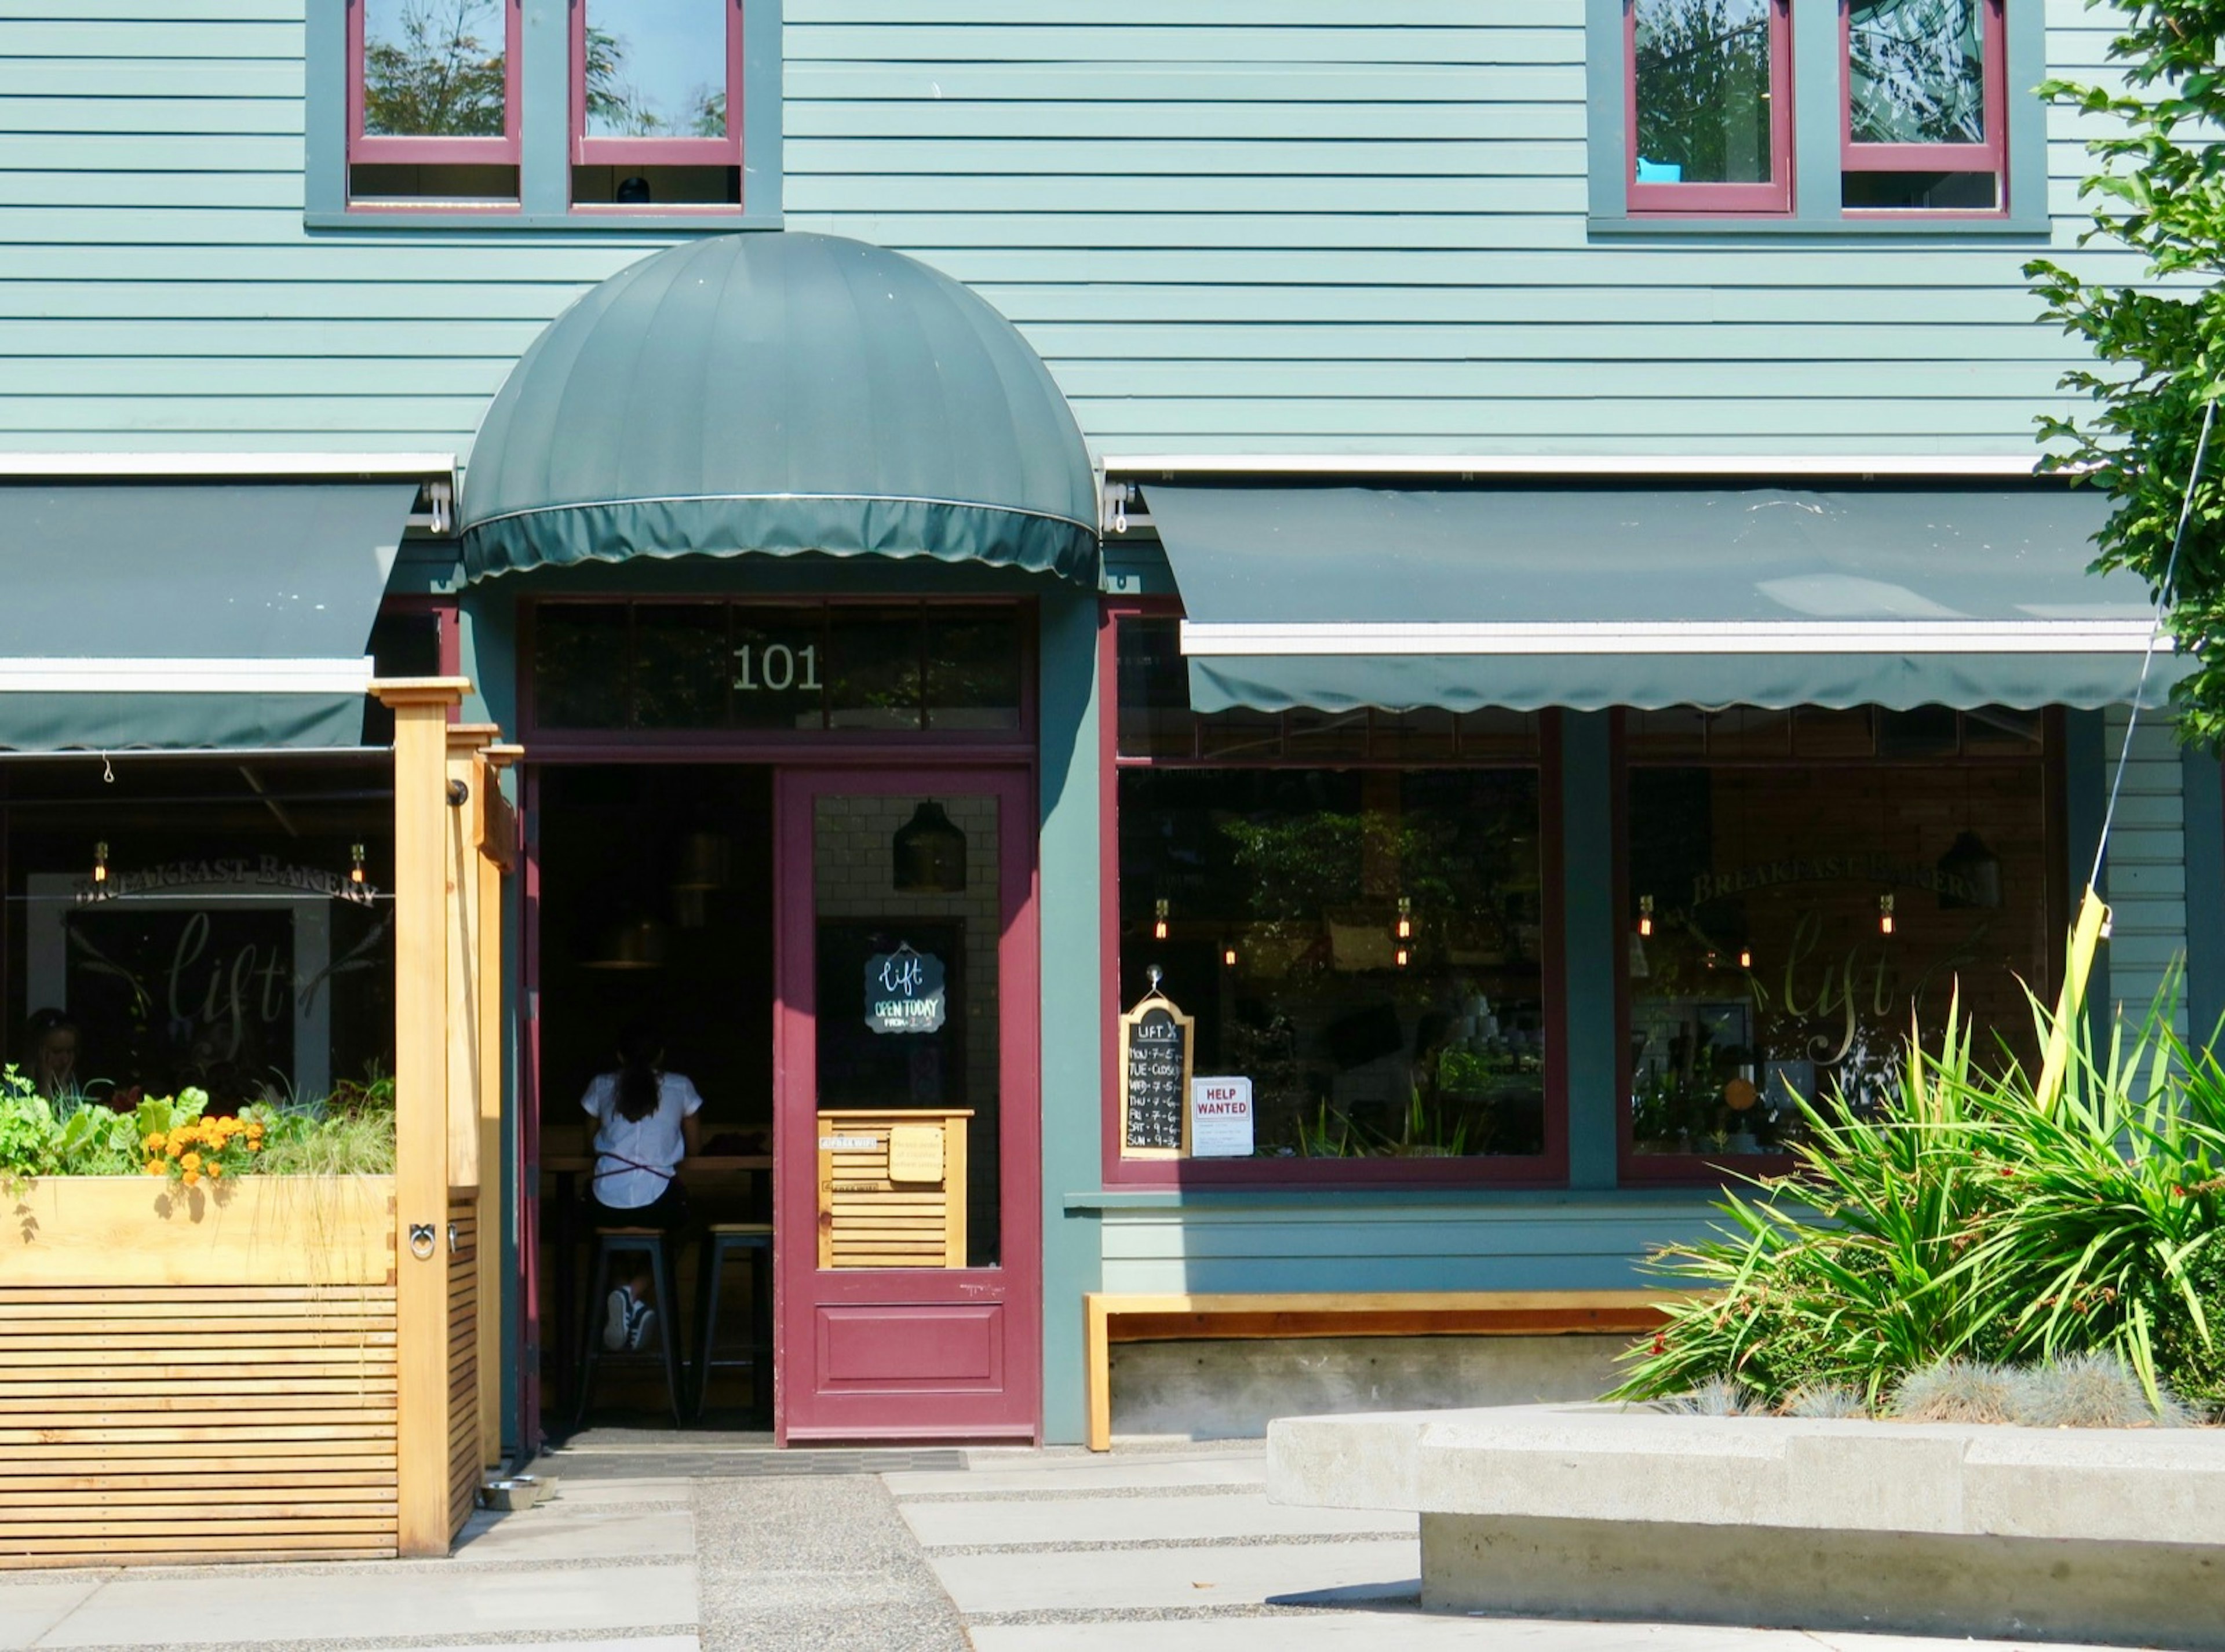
[0,483,414,752]
[459,232,1099,585]
[1145,484,2176,713]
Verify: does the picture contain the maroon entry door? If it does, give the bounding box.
[773,768,1041,1441]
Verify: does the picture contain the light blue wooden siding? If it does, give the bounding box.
[2103,707,2193,1038]
[1089,1193,1731,1296]
[0,0,2151,455]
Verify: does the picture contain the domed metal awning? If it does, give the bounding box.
[458,232,1098,585]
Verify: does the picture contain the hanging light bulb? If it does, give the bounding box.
[1738,944,1753,970]
[1395,944,1411,968]
[1637,895,1654,938]
[1153,898,1169,942]
[1395,896,1413,942]
[91,841,108,887]
[349,842,367,888]
[1222,942,1238,968]
[1879,893,1896,937]
[1705,949,1719,971]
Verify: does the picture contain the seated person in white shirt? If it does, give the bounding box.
[581,1020,702,1352]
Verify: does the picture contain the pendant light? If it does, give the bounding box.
[582,913,670,971]
[893,800,968,894]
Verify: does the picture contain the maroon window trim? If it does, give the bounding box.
[1626,0,1794,217]
[346,0,524,167]
[1840,0,2008,214]
[1097,602,1571,1191]
[571,0,747,183]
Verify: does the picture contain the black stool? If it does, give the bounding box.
[574,1226,684,1430]
[692,1223,773,1424]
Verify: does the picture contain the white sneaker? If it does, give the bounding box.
[603,1287,630,1351]
[627,1300,658,1352]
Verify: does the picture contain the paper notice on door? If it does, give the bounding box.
[886,1124,946,1183]
[1189,1077,1254,1157]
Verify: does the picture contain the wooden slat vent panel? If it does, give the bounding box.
[446,1199,479,1540]
[0,1283,399,1567]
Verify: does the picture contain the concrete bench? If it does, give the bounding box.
[1268,1403,2225,1647]
[1081,1291,1667,1452]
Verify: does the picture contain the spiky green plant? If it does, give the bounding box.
[1611,976,2225,1413]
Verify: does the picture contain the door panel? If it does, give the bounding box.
[775,768,1039,1441]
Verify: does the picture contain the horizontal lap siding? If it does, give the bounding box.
[0,1,2151,455]
[2104,708,2191,1039]
[1095,1197,1730,1295]
[0,1285,399,1566]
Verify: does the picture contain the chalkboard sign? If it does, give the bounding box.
[1118,979,1193,1158]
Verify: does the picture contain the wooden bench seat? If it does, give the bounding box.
[1083,1289,1671,1452]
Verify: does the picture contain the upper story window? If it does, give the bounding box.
[348,0,524,209]
[1628,0,1792,215]
[320,0,778,225]
[1842,0,2008,211]
[572,0,747,210]
[1599,0,2025,226]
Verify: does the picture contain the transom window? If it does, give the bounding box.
[527,600,1028,736]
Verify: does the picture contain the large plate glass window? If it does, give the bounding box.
[1108,612,1560,1184]
[1841,0,2007,211]
[1622,705,2053,1171]
[1627,0,1793,216]
[346,0,523,209]
[572,0,747,210]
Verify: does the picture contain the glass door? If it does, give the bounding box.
[772,768,1039,1441]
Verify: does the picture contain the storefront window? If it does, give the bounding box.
[530,600,1027,736]
[1624,705,2052,1160]
[1110,615,1553,1173]
[1,758,396,1112]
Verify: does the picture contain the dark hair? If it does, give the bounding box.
[25,1007,75,1045]
[614,1020,663,1124]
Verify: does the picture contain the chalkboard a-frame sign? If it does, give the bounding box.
[1118,969,1194,1158]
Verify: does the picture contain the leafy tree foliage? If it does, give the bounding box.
[2027,2,2225,744]
[361,0,506,138]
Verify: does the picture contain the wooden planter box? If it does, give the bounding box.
[0,1175,399,1567]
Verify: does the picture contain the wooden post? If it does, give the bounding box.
[374,677,469,1558]
[446,726,498,1193]
[477,741,523,1468]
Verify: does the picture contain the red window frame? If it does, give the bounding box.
[1626,0,1794,217]
[1097,602,1571,1190]
[571,0,747,180]
[1840,0,2007,213]
[345,0,524,169]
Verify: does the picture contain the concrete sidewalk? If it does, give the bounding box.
[0,1443,2159,1651]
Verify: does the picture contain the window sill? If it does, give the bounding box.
[1065,1186,1728,1213]
[1589,213,2049,239]
[305,209,783,233]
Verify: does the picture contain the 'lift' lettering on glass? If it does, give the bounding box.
[1119,993,1194,1157]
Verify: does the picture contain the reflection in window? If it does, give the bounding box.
[1627,741,2049,1157]
[362,0,509,137]
[583,0,729,138]
[1119,768,1547,1159]
[1848,0,1985,147]
[1632,0,1776,186]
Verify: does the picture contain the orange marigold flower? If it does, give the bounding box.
[180,1151,202,1172]
[205,1162,223,1180]
[143,1159,165,1177]
[142,1133,163,1153]
[181,1168,201,1187]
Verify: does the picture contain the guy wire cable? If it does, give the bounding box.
[2092,393,2217,895]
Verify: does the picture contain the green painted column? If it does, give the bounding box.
[1563,712,1619,1190]
[1037,584,1103,1444]
[2184,750,2225,1048]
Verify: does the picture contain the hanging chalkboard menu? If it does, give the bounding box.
[1118,976,1193,1158]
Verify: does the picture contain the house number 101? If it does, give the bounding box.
[732,643,822,693]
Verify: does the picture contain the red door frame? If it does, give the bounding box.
[773,765,1042,1443]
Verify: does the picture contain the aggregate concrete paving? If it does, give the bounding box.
[0,1439,2157,1651]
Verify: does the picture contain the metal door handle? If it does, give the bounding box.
[408,1223,436,1260]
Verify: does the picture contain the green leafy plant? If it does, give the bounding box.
[2026,1,2225,743]
[0,1066,57,1187]
[1611,977,2225,1414]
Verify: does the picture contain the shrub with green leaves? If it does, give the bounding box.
[1612,981,2225,1414]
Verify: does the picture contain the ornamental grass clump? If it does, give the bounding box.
[1611,979,2225,1418]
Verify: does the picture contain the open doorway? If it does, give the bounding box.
[535,764,775,1433]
